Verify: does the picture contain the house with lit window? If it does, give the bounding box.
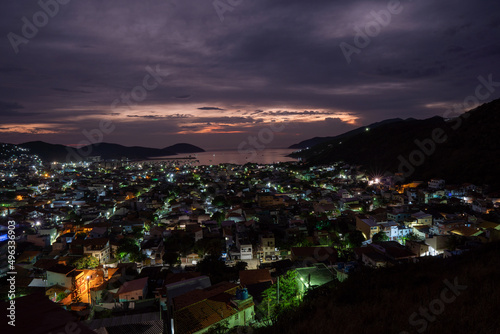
[256,232,278,262]
[46,264,78,288]
[46,264,88,300]
[428,179,445,189]
[356,215,379,239]
[410,211,433,226]
[141,238,164,266]
[240,243,253,260]
[83,237,110,263]
[377,221,399,240]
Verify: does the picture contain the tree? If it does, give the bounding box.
[130,251,147,263]
[403,232,424,243]
[196,255,230,284]
[346,230,365,248]
[56,291,69,302]
[206,320,229,334]
[234,261,248,272]
[212,195,228,208]
[116,238,142,263]
[165,233,195,256]
[67,210,82,225]
[75,232,87,240]
[132,226,144,238]
[162,251,180,267]
[194,238,223,257]
[445,234,464,251]
[372,231,389,242]
[73,255,100,269]
[262,270,300,320]
[211,211,226,224]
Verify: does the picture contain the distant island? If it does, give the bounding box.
[0,141,205,162]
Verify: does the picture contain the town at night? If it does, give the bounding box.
[1,1,500,333]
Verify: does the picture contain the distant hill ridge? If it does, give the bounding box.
[288,118,404,149]
[0,141,205,162]
[291,98,500,189]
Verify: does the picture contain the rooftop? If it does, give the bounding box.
[116,277,149,295]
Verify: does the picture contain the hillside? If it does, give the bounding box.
[1,141,205,162]
[291,99,500,189]
[257,242,500,334]
[288,118,404,149]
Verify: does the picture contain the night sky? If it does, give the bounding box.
[1,0,499,150]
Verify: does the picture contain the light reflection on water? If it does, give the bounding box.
[151,148,298,165]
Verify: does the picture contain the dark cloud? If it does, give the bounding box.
[265,110,354,116]
[197,107,225,111]
[0,101,23,113]
[0,67,24,73]
[127,114,192,119]
[0,0,499,148]
[0,101,41,117]
[52,88,91,94]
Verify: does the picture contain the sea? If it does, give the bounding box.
[149,148,298,166]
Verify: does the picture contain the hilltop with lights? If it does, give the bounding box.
[291,99,500,190]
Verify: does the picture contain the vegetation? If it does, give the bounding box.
[402,232,424,244]
[116,238,144,263]
[255,242,500,334]
[162,251,180,267]
[56,291,69,302]
[345,230,365,248]
[194,238,224,257]
[211,211,226,224]
[75,232,87,240]
[372,231,389,242]
[73,255,100,269]
[195,255,244,284]
[206,320,229,334]
[261,270,300,322]
[164,233,195,257]
[212,195,228,208]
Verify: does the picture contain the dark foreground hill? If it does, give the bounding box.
[1,141,204,162]
[291,99,500,189]
[257,242,500,334]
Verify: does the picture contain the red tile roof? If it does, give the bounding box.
[174,284,253,334]
[116,277,148,295]
[174,281,237,311]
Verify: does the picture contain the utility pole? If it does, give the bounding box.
[277,276,280,304]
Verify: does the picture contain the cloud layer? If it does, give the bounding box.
[0,0,499,149]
